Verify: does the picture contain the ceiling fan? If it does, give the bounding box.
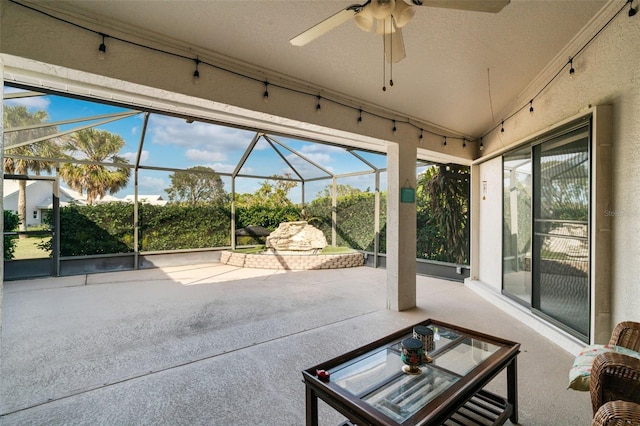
[290,0,510,63]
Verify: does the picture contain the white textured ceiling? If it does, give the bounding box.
[38,0,607,138]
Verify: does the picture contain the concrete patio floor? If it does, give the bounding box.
[0,264,592,425]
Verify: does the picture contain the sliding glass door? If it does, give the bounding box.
[503,122,591,341]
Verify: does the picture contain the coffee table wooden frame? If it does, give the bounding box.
[302,319,520,426]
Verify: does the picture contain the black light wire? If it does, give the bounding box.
[9,0,634,150]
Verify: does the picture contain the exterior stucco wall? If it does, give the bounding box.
[473,2,640,335]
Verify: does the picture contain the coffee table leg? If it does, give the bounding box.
[507,358,518,424]
[306,386,319,426]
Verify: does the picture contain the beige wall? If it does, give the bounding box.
[472,1,640,344]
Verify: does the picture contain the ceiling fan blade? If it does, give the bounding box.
[384,23,406,63]
[290,7,360,46]
[411,0,510,13]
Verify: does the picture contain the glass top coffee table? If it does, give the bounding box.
[302,319,520,425]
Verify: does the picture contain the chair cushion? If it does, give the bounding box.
[568,344,640,391]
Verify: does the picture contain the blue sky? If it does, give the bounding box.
[4,86,392,203]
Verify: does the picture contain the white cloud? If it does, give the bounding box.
[3,87,51,110]
[139,176,165,191]
[148,115,253,153]
[185,148,227,163]
[121,150,149,163]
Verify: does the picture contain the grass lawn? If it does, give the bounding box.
[11,236,51,259]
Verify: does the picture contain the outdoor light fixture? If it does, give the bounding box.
[192,59,200,85]
[97,34,106,60]
[263,81,269,103]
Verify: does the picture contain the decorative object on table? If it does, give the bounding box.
[400,337,424,375]
[316,369,330,382]
[413,325,435,363]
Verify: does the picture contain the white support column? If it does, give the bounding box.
[386,141,417,311]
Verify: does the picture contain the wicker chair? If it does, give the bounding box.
[590,352,640,415]
[608,321,640,352]
[591,400,640,426]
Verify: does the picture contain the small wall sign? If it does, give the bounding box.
[401,187,415,203]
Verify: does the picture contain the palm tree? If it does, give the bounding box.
[3,105,61,237]
[59,129,131,204]
[417,164,470,264]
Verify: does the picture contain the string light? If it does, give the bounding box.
[263,81,269,103]
[419,129,423,142]
[569,57,575,78]
[97,34,107,60]
[392,120,397,135]
[357,109,363,126]
[13,0,631,157]
[462,139,466,148]
[443,136,447,146]
[192,58,200,85]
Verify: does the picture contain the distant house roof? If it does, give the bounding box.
[122,195,167,205]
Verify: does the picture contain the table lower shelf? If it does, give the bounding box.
[337,389,512,426]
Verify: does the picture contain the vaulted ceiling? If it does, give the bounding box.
[25,0,607,139]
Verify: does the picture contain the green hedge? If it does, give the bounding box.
[305,192,386,252]
[3,210,20,260]
[140,204,231,251]
[38,189,467,264]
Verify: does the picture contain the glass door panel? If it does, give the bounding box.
[503,148,532,305]
[533,127,590,339]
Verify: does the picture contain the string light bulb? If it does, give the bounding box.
[357,109,363,126]
[443,136,447,146]
[97,34,107,60]
[263,81,269,103]
[480,138,484,151]
[392,120,397,135]
[316,96,322,114]
[501,121,505,133]
[419,129,423,142]
[569,57,575,78]
[192,58,200,85]
[529,99,534,114]
[629,0,637,17]
[463,139,467,148]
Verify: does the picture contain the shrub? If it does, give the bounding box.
[3,210,20,260]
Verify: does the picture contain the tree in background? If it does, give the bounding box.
[3,105,61,236]
[59,128,131,205]
[417,164,470,264]
[165,166,227,205]
[315,183,369,199]
[236,173,298,208]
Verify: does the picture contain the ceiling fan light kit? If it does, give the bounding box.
[290,0,510,63]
